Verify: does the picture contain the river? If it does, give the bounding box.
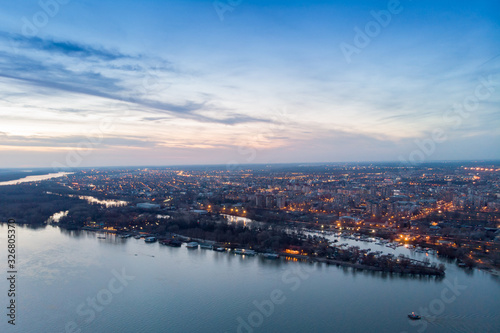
[0,224,498,333]
[0,172,73,186]
[222,214,255,226]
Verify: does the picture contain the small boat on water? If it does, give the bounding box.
[160,239,182,247]
[144,237,157,243]
[234,249,256,256]
[134,235,141,239]
[408,312,421,320]
[200,243,213,249]
[213,247,225,252]
[263,253,280,259]
[119,234,131,238]
[170,240,182,247]
[489,270,500,277]
[186,242,199,249]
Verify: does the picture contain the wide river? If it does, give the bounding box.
[0,172,73,186]
[0,224,498,333]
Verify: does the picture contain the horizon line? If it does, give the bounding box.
[2,159,500,170]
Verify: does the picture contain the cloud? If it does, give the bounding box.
[0,70,268,125]
[377,111,436,124]
[0,62,123,96]
[0,31,128,61]
[0,32,270,125]
[0,132,160,149]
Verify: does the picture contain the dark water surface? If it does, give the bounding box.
[1,224,499,333]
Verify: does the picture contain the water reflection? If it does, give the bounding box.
[46,191,128,207]
[45,210,68,224]
[0,171,73,186]
[1,222,490,284]
[17,223,48,230]
[221,214,254,226]
[59,228,86,238]
[15,228,102,283]
[76,195,128,207]
[2,223,499,333]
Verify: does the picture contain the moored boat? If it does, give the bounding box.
[160,239,182,247]
[234,248,256,256]
[408,312,421,320]
[170,240,182,247]
[263,253,280,259]
[145,236,157,243]
[186,241,199,249]
[489,270,500,277]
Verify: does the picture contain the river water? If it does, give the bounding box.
[0,172,73,186]
[0,224,498,333]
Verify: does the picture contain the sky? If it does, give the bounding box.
[0,0,499,168]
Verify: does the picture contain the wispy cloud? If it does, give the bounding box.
[0,132,160,148]
[0,0,498,167]
[1,31,129,60]
[0,32,270,125]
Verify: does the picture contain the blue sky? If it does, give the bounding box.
[0,0,499,168]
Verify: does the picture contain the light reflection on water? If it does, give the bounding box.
[0,172,73,186]
[222,214,254,226]
[76,195,128,207]
[0,223,498,333]
[45,210,69,223]
[47,191,128,207]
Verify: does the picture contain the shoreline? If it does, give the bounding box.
[75,226,445,277]
[0,171,74,186]
[281,253,445,276]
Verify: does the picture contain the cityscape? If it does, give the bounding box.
[1,0,500,332]
[1,161,499,332]
[3,162,499,274]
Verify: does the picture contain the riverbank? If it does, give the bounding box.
[3,223,499,333]
[0,169,54,182]
[0,171,73,186]
[282,253,445,276]
[76,225,445,277]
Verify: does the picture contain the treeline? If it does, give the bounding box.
[328,246,446,275]
[163,216,303,250]
[0,169,54,182]
[0,183,82,224]
[60,205,305,251]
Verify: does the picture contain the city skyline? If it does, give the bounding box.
[1,0,499,167]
